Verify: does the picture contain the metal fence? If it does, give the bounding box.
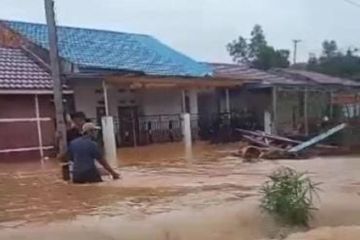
[93,111,259,147]
[198,111,261,143]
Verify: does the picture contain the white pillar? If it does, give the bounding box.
[264,110,272,134]
[102,80,110,116]
[182,113,192,159]
[102,116,118,168]
[181,89,187,113]
[188,89,198,114]
[34,94,44,160]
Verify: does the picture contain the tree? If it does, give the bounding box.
[322,40,339,58]
[307,40,360,80]
[227,24,290,70]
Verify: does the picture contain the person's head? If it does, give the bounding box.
[82,122,100,139]
[71,112,87,129]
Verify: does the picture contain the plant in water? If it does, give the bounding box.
[260,167,320,227]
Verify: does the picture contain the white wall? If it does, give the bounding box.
[72,81,197,118]
[72,80,138,120]
[140,88,183,116]
[72,81,101,119]
[188,89,198,114]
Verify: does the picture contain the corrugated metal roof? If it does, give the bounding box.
[208,63,307,86]
[275,69,360,87]
[0,47,53,90]
[3,20,211,77]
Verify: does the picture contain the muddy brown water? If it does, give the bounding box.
[1,142,360,239]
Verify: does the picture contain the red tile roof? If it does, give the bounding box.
[0,47,52,90]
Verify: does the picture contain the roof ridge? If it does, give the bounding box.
[132,35,204,68]
[1,19,152,38]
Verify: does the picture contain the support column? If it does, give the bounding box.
[264,110,272,134]
[304,88,309,136]
[131,110,137,147]
[181,89,187,113]
[102,79,117,167]
[34,95,44,161]
[355,92,359,117]
[182,113,192,159]
[102,116,118,168]
[102,80,110,116]
[329,91,334,118]
[272,86,278,134]
[225,88,231,113]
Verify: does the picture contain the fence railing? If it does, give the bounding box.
[93,111,260,146]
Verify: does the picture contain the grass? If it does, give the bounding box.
[260,167,320,227]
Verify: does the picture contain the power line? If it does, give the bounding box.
[292,39,302,64]
[343,0,360,8]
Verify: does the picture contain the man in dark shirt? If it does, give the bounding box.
[69,122,120,184]
[67,112,87,144]
[61,112,88,181]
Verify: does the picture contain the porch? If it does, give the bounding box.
[67,73,249,147]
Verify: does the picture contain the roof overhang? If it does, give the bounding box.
[66,72,257,88]
[0,89,73,95]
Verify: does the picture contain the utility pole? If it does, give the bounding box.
[292,39,302,65]
[44,0,67,155]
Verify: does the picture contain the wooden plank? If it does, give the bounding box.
[237,128,337,149]
[237,129,299,144]
[241,135,283,151]
[288,123,347,153]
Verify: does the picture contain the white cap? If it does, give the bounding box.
[82,122,100,133]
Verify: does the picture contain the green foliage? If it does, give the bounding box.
[227,24,290,70]
[322,40,339,58]
[307,40,360,80]
[260,167,320,227]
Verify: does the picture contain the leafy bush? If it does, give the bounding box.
[260,167,320,227]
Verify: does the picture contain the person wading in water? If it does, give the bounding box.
[68,122,120,183]
[61,112,88,180]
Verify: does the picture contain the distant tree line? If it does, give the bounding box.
[307,40,360,80]
[227,25,360,81]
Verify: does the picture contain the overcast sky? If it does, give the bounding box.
[1,0,360,63]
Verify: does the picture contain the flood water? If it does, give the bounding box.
[1,142,360,239]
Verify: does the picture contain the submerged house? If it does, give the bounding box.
[203,63,360,137]
[0,20,248,160]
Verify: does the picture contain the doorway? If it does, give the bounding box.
[118,106,139,147]
[96,107,106,126]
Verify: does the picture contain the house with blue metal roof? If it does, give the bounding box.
[2,20,212,77]
[0,20,247,148]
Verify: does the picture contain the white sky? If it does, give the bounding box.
[1,0,360,63]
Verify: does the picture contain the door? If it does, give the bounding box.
[118,107,139,147]
[96,107,106,126]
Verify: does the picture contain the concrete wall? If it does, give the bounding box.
[71,80,197,119]
[229,88,271,113]
[276,90,302,134]
[139,89,183,116]
[198,89,218,117]
[198,87,271,123]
